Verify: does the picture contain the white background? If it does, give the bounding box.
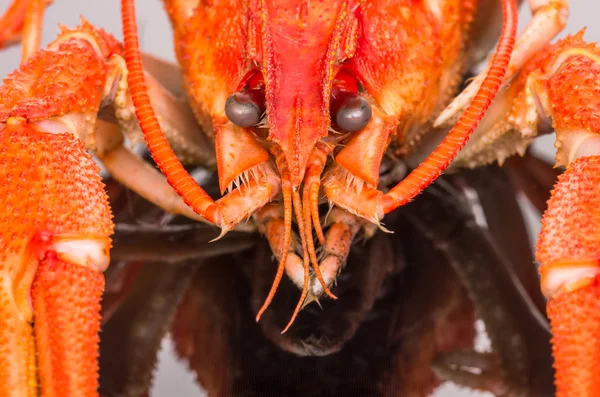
[0,1,598,396]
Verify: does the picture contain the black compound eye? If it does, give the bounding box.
[225,92,263,128]
[334,94,372,132]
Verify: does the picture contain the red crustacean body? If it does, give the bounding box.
[175,0,478,189]
[2,0,600,396]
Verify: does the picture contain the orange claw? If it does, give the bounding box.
[0,120,113,396]
[33,253,105,396]
[537,155,600,397]
[0,20,117,395]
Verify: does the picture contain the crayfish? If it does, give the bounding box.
[0,0,598,396]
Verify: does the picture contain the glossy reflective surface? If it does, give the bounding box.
[98,164,554,397]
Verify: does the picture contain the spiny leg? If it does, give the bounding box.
[20,0,46,62]
[432,28,600,397]
[0,0,53,53]
[0,0,27,48]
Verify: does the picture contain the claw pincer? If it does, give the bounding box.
[0,21,117,396]
[537,155,600,397]
[0,118,113,396]
[526,38,600,396]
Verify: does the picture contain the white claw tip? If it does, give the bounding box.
[52,237,111,272]
[542,262,600,299]
[209,226,231,242]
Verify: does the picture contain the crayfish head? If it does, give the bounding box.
[215,0,356,194]
[184,0,412,329]
[222,0,391,189]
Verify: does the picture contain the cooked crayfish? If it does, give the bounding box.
[0,0,599,395]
